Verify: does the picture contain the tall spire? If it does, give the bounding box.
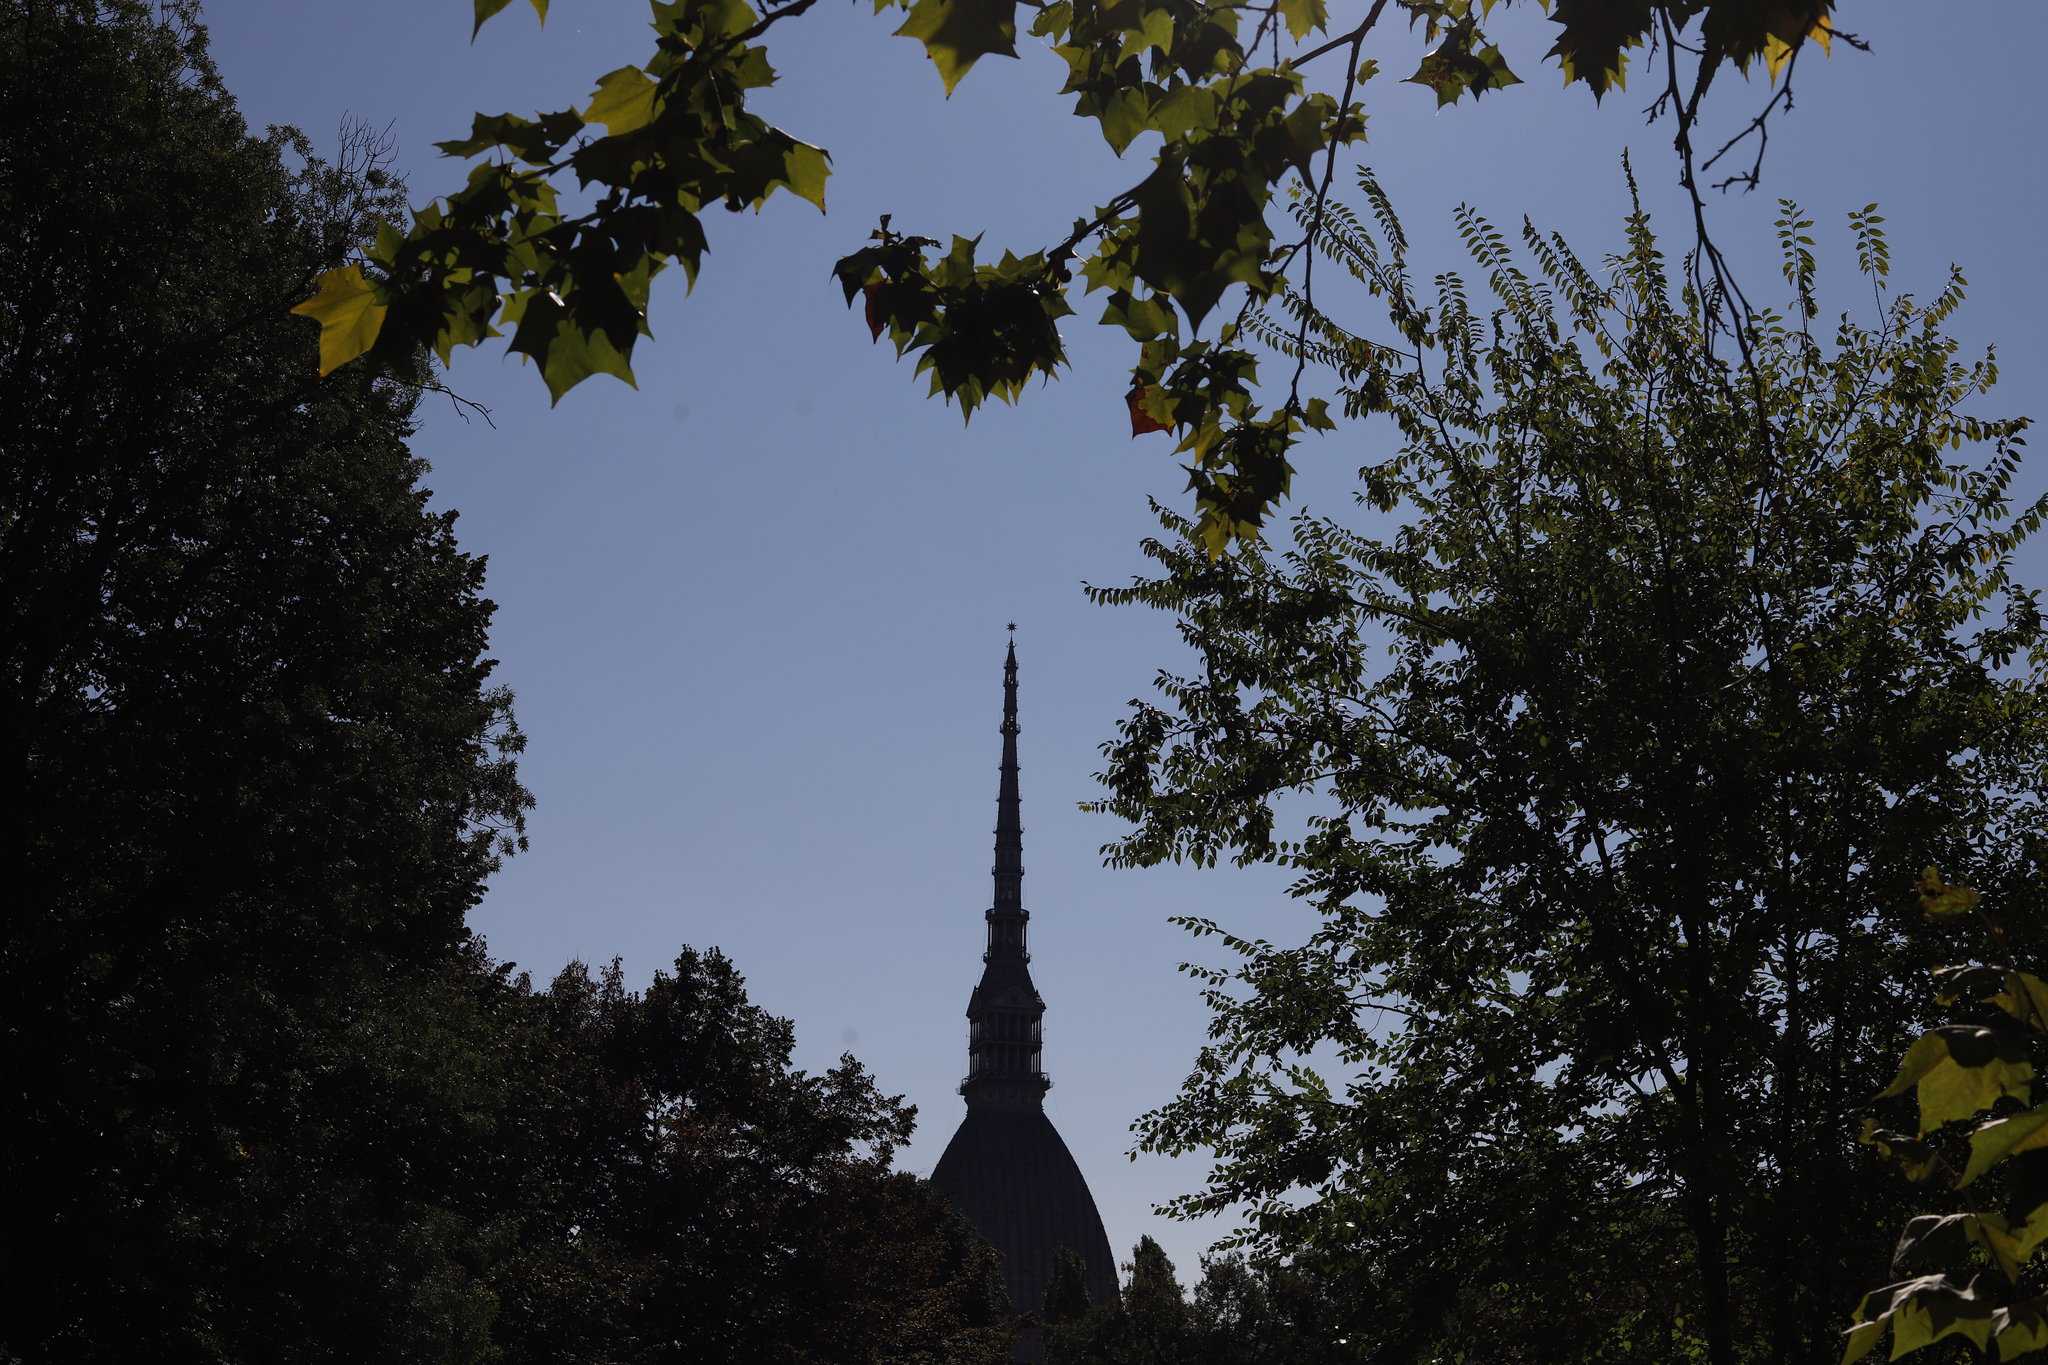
[993,625,1023,923]
[961,627,1048,1110]
[933,629,1119,1354]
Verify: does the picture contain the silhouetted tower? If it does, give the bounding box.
[931,632,1118,1362]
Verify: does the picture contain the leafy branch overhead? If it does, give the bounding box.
[299,0,1848,550]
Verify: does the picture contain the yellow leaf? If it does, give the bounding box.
[291,264,386,376]
[1839,1318,1883,1365]
[1963,1108,2048,1186]
[1999,973,2048,1032]
[584,66,658,137]
[1996,1300,2048,1357]
[780,140,830,212]
[1917,865,1980,921]
[1979,1205,2048,1277]
[1881,1027,2033,1134]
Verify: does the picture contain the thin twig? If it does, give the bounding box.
[1287,0,1389,416]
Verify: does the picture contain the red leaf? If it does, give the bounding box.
[863,280,886,342]
[1127,385,1172,436]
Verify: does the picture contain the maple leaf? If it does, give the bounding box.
[291,264,386,376]
[1128,385,1173,436]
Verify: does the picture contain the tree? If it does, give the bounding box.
[0,9,1009,1361]
[300,0,1860,552]
[1048,1239,1359,1363]
[1044,1246,1096,1329]
[1184,1252,1357,1364]
[0,2,533,1357]
[1085,178,2048,1365]
[1048,1235,1191,1364]
[492,950,1018,1365]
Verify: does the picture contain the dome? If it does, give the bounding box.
[930,1105,1119,1325]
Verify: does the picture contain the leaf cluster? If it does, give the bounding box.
[301,0,1856,551]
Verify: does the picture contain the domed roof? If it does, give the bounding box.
[930,1105,1119,1324]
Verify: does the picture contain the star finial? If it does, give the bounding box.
[1006,621,1016,634]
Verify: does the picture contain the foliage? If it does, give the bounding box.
[1048,1240,1359,1363]
[0,7,1012,1360]
[1844,876,2048,1363]
[1083,178,2048,1365]
[302,0,1852,551]
[1045,1246,1097,1328]
[493,952,1018,1365]
[0,3,532,1356]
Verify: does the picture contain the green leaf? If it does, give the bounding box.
[1880,1025,2033,1134]
[1997,973,2048,1032]
[1839,1318,1883,1365]
[1917,865,1981,921]
[1858,1118,1952,1185]
[1406,28,1522,108]
[1545,0,1653,101]
[291,264,386,376]
[781,139,831,212]
[1936,966,2048,1033]
[1276,0,1325,41]
[1995,1299,2048,1359]
[1978,1205,2048,1279]
[1149,84,1219,142]
[1962,1107,2048,1187]
[472,0,515,38]
[1099,290,1178,341]
[472,0,546,38]
[433,110,584,163]
[1842,1275,1994,1364]
[1092,87,1151,154]
[508,290,637,403]
[584,66,659,137]
[1117,7,1174,63]
[894,0,1020,95]
[1894,1213,2022,1282]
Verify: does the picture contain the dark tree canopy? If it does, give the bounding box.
[0,7,1016,1362]
[1047,1239,1359,1363]
[1,2,530,1354]
[493,951,1018,1365]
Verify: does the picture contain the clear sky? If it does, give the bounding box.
[202,2,2047,1282]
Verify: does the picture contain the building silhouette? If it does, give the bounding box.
[931,634,1117,1361]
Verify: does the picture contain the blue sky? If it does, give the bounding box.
[203,2,2047,1281]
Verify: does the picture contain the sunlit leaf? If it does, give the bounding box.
[1128,384,1173,435]
[584,66,659,137]
[1961,1107,2048,1187]
[1276,0,1325,41]
[1996,1299,2048,1358]
[781,139,831,211]
[291,264,386,376]
[1842,1274,1994,1364]
[894,0,1020,95]
[1880,1025,2032,1134]
[1150,84,1219,141]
